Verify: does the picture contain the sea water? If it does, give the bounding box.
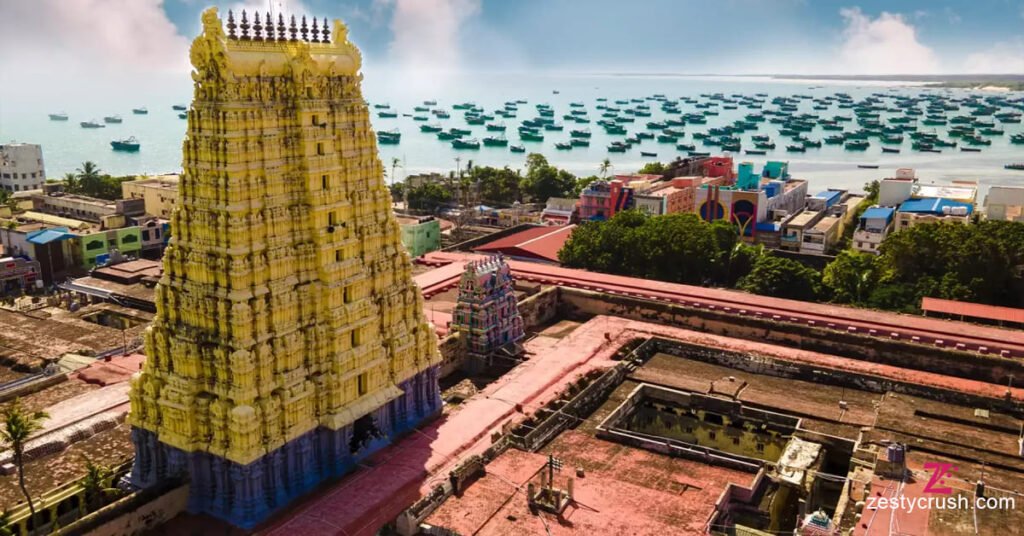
[2,71,1022,194]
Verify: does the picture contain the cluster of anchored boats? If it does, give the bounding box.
[372,89,1024,168]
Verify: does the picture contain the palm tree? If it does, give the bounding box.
[599,158,613,178]
[389,157,402,185]
[75,161,102,196]
[62,172,80,193]
[80,456,119,511]
[0,400,48,524]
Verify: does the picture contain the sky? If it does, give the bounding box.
[0,0,1022,109]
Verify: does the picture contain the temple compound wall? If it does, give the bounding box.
[127,8,442,528]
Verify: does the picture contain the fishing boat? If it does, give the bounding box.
[48,112,69,121]
[570,138,590,147]
[1010,134,1024,144]
[110,136,141,152]
[178,113,187,119]
[510,145,526,153]
[675,143,696,151]
[857,165,879,169]
[960,147,981,152]
[413,115,428,122]
[132,107,148,115]
[607,143,627,153]
[104,115,122,124]
[376,129,401,144]
[845,140,869,151]
[452,138,480,150]
[640,151,657,157]
[80,120,105,128]
[570,129,592,138]
[482,136,508,147]
[172,104,187,111]
[424,100,438,106]
[377,110,398,118]
[420,123,443,133]
[486,123,506,132]
[881,147,900,154]
[786,145,806,153]
[1005,163,1024,171]
[745,149,767,155]
[520,131,544,141]
[555,142,572,150]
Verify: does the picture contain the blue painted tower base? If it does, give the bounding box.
[129,366,442,529]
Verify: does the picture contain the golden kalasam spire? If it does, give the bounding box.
[127,7,440,528]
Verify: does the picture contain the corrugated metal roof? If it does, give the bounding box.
[898,197,974,215]
[861,207,895,221]
[474,225,574,263]
[922,297,1024,324]
[26,227,76,245]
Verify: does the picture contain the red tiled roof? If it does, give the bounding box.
[921,297,1024,324]
[473,225,574,263]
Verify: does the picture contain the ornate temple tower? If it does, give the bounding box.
[451,255,525,362]
[127,8,441,528]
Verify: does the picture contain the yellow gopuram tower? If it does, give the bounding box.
[128,8,442,528]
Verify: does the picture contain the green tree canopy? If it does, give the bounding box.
[519,154,575,202]
[822,250,878,305]
[637,161,666,175]
[559,211,737,285]
[63,161,136,200]
[406,182,451,213]
[871,220,1024,309]
[469,166,521,206]
[737,254,821,301]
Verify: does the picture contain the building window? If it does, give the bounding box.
[86,240,104,251]
[316,143,325,156]
[732,437,740,446]
[756,443,765,452]
[352,328,361,347]
[142,230,150,240]
[344,285,353,304]
[708,431,716,440]
[335,249,342,262]
[322,175,329,190]
[121,234,138,244]
[311,114,319,126]
[328,211,337,226]
[357,373,367,396]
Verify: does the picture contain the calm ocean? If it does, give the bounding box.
[2,72,1022,194]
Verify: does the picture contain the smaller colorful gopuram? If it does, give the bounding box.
[451,255,525,365]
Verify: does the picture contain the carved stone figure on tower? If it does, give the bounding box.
[127,7,442,529]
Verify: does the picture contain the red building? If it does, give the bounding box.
[578,180,635,221]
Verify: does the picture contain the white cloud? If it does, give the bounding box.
[0,0,189,76]
[964,38,1024,74]
[836,7,941,75]
[383,0,480,72]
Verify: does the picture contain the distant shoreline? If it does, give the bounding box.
[589,72,1024,90]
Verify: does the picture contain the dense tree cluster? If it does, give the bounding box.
[559,211,744,286]
[63,161,137,201]
[558,208,1024,313]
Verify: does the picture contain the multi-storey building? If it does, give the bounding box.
[127,9,442,528]
[853,207,895,255]
[578,180,634,221]
[0,143,45,192]
[121,175,180,219]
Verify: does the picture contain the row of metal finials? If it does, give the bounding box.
[226,11,331,44]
